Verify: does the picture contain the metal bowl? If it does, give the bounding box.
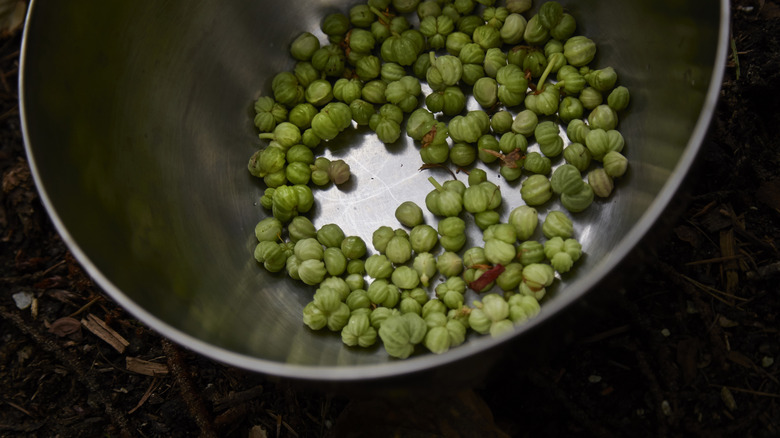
[20,0,729,383]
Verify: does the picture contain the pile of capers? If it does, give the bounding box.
[249,0,630,359]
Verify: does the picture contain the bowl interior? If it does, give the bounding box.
[20,0,727,379]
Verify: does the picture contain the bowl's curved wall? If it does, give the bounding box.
[20,0,728,380]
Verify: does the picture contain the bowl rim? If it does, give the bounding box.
[18,0,732,381]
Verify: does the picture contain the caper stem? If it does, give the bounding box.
[369,6,399,36]
[535,57,556,93]
[428,176,445,192]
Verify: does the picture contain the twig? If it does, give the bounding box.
[267,411,298,437]
[712,384,780,399]
[128,377,163,414]
[0,106,17,122]
[161,339,218,438]
[2,399,34,417]
[67,296,102,318]
[0,305,133,438]
[679,273,749,303]
[730,33,741,80]
[0,49,19,63]
[685,254,744,266]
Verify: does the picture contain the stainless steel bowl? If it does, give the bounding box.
[20,0,729,382]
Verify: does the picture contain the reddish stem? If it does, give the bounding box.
[469,264,505,292]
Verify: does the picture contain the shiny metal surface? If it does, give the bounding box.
[20,0,729,381]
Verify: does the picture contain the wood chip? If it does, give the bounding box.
[125,357,169,377]
[719,229,740,294]
[81,314,129,353]
[721,386,737,411]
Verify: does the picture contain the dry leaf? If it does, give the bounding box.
[673,225,700,248]
[0,0,25,37]
[248,425,268,438]
[48,317,82,339]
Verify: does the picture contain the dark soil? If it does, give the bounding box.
[2,1,779,437]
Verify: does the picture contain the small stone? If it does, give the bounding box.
[12,291,33,310]
[588,374,602,383]
[661,328,671,337]
[661,400,672,416]
[721,386,737,411]
[762,356,774,368]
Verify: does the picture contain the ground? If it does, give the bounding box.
[1,1,779,437]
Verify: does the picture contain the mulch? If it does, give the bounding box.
[2,1,779,437]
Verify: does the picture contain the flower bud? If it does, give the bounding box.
[340,236,367,260]
[378,312,427,359]
[508,294,541,324]
[496,263,524,291]
[563,35,597,67]
[506,0,532,13]
[522,263,555,291]
[361,80,387,104]
[410,224,438,253]
[588,168,614,197]
[473,77,498,108]
[500,13,527,44]
[484,239,517,266]
[523,15,549,45]
[561,183,594,213]
[349,4,375,28]
[558,96,584,123]
[427,53,464,91]
[298,259,328,286]
[290,32,321,61]
[508,205,538,241]
[317,223,345,248]
[566,119,591,144]
[550,13,577,40]
[288,103,318,129]
[483,47,507,78]
[365,254,393,279]
[607,86,631,111]
[341,313,377,347]
[603,151,628,178]
[445,31,472,56]
[311,44,346,77]
[349,99,375,126]
[585,67,618,92]
[520,174,553,206]
[473,25,502,49]
[523,151,552,175]
[538,1,564,29]
[517,240,545,265]
[321,12,349,36]
[551,163,585,196]
[392,266,421,290]
[579,86,603,110]
[491,111,514,134]
[511,109,538,136]
[542,210,573,239]
[588,104,619,131]
[305,79,334,107]
[555,65,587,95]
